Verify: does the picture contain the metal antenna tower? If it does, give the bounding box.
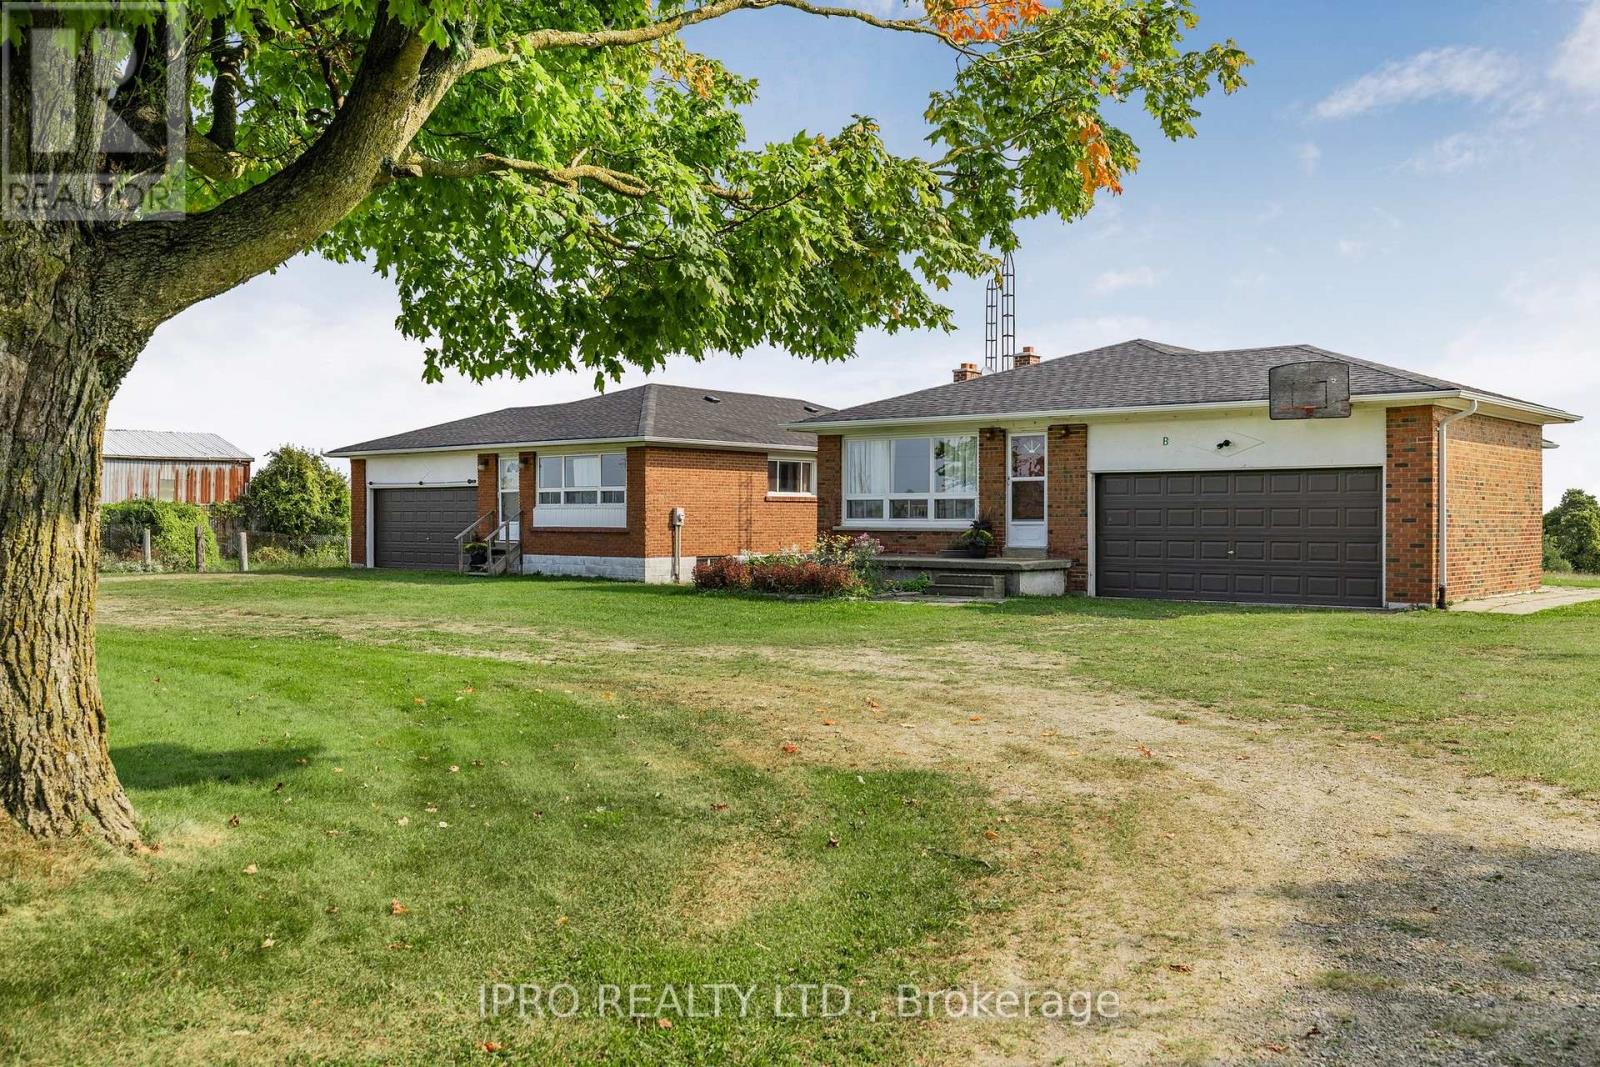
[983,252,1016,373]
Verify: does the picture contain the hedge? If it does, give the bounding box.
[102,499,221,570]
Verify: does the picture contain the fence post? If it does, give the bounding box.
[141,527,152,566]
[238,530,249,573]
[194,525,204,573]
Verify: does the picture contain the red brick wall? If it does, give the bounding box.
[476,453,500,536]
[517,451,536,536]
[1047,423,1088,590]
[978,428,1008,549]
[1445,414,1543,600]
[349,458,367,566]
[1385,406,1441,605]
[517,445,815,561]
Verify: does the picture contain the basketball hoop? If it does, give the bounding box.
[1269,361,1352,420]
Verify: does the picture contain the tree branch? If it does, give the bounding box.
[379,151,755,205]
[466,0,952,73]
[104,7,432,330]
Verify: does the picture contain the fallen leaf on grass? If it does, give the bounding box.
[982,829,999,841]
[866,699,882,711]
[437,821,450,829]
[226,814,240,828]
[479,1041,503,1053]
[710,803,729,812]
[1136,744,1154,759]
[968,715,983,723]
[1259,1042,1287,1054]
[826,835,839,849]
[390,900,408,916]
[396,816,410,827]
[656,1018,673,1030]
[555,915,568,927]
[449,765,461,773]
[1167,962,1193,973]
[242,864,258,875]
[780,743,799,755]
[260,937,276,949]
[413,697,426,706]
[821,719,836,726]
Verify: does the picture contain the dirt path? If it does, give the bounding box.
[622,643,1600,1066]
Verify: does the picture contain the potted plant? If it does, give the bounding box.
[951,520,995,559]
[463,540,490,567]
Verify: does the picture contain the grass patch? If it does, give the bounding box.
[98,571,1600,792]
[1314,968,1398,994]
[0,630,991,1065]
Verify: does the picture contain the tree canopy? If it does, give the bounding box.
[36,0,1247,382]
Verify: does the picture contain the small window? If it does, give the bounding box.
[158,467,176,502]
[767,458,815,495]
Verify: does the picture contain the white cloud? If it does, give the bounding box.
[1091,266,1159,294]
[1554,0,1600,92]
[1336,238,1366,259]
[1296,141,1322,175]
[1405,130,1492,173]
[1315,46,1517,119]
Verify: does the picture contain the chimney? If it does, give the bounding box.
[953,362,982,383]
[1013,345,1040,368]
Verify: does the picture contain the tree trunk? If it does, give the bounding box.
[0,307,142,847]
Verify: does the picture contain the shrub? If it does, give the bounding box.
[250,541,349,571]
[237,445,350,538]
[748,560,862,596]
[693,557,751,590]
[102,499,221,570]
[1543,535,1573,574]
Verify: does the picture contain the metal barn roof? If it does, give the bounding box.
[103,430,253,462]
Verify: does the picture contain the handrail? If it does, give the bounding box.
[454,511,497,544]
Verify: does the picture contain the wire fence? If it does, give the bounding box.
[101,523,348,573]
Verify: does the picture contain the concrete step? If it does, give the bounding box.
[927,572,1005,598]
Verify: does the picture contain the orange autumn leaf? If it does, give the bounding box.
[780,742,799,754]
[926,0,1046,44]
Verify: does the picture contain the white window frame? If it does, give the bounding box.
[767,456,816,497]
[536,451,626,508]
[842,435,978,529]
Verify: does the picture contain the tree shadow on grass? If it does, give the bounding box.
[1258,836,1600,1064]
[113,742,322,790]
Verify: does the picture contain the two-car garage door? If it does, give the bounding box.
[372,487,479,570]
[1096,468,1382,607]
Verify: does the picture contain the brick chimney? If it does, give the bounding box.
[1013,345,1040,368]
[953,362,982,383]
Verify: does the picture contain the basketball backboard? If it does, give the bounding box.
[1268,361,1351,420]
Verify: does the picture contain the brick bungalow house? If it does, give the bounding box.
[795,340,1580,608]
[330,384,827,581]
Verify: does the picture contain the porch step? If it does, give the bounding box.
[1002,547,1045,559]
[926,572,1005,599]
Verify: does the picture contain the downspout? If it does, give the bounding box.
[1435,400,1478,608]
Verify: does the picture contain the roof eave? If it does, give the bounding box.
[792,390,1582,432]
[327,434,819,459]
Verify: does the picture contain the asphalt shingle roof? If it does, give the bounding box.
[104,429,253,461]
[800,340,1558,425]
[330,384,831,455]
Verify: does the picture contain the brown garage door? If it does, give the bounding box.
[1096,468,1382,607]
[373,487,479,570]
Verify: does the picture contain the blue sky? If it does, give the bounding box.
[110,0,1600,503]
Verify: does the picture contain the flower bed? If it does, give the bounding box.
[693,534,884,597]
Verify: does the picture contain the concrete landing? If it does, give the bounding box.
[1450,585,1600,615]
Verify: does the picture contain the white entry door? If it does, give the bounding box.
[1007,433,1046,549]
[498,456,521,542]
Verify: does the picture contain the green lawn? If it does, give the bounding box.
[2,571,1597,1064]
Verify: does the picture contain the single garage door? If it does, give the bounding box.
[373,487,479,570]
[1096,468,1382,607]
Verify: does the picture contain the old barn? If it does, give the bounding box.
[101,430,254,505]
